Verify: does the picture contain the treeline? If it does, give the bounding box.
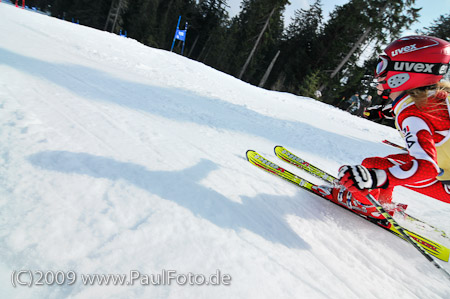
[25,0,449,104]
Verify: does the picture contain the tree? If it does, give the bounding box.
[298,70,323,100]
[238,5,277,79]
[25,0,53,13]
[104,0,129,33]
[122,0,159,46]
[122,0,197,49]
[49,0,112,29]
[316,0,420,102]
[38,0,423,105]
[186,0,229,60]
[420,13,450,40]
[223,0,289,84]
[269,0,323,93]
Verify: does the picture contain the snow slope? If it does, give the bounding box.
[1,4,450,298]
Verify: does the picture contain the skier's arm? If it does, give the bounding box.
[383,116,439,187]
[339,116,439,191]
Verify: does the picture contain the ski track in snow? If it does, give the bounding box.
[1,3,450,298]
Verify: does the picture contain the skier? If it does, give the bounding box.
[346,92,361,115]
[330,35,450,219]
[363,98,395,128]
[359,95,372,117]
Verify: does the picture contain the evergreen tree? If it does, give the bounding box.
[122,0,160,47]
[104,0,129,33]
[49,0,112,28]
[298,70,323,100]
[25,0,53,13]
[224,0,289,84]
[420,13,450,40]
[122,0,197,49]
[186,0,229,60]
[316,0,420,102]
[32,0,424,105]
[270,0,323,93]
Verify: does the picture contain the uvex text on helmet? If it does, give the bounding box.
[375,35,450,92]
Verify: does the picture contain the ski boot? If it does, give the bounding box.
[312,185,388,220]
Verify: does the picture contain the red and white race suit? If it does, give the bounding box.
[362,91,450,204]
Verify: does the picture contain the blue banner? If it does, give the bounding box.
[175,29,186,41]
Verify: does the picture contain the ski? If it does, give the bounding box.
[274,145,449,239]
[274,145,337,184]
[246,149,450,262]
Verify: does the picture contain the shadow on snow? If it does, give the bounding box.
[28,151,321,249]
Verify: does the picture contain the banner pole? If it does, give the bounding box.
[170,16,181,52]
[181,22,188,55]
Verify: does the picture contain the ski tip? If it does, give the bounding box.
[274,145,283,153]
[245,150,256,161]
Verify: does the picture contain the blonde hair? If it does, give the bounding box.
[407,81,450,111]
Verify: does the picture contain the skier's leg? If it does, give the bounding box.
[405,180,450,204]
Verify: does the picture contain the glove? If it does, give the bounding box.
[338,165,388,192]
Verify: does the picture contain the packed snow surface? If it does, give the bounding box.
[1,3,450,298]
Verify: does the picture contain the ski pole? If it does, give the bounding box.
[365,193,450,280]
[382,139,407,151]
